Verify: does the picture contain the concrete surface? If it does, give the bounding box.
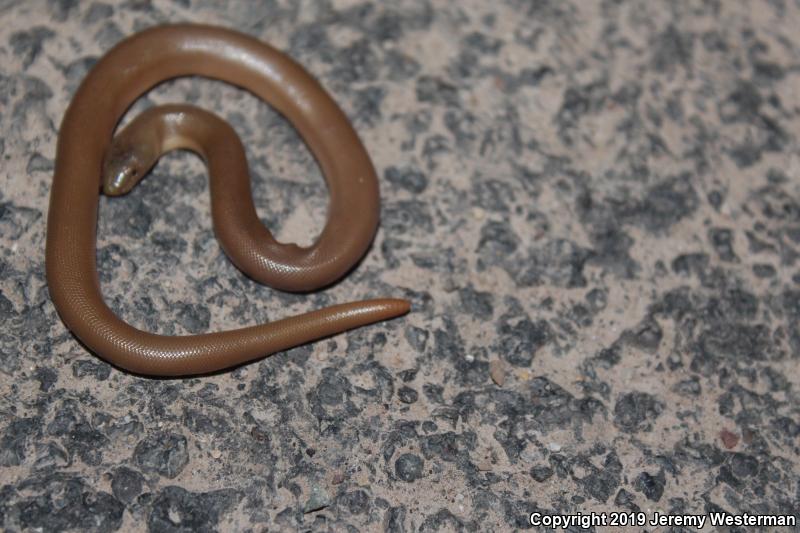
[1,0,799,531]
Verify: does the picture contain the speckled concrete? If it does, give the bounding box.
[1,0,800,532]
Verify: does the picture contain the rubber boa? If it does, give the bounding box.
[45,24,410,376]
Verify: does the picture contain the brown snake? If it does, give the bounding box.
[45,24,410,376]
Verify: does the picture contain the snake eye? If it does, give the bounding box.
[124,166,139,182]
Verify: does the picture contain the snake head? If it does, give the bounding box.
[102,142,149,196]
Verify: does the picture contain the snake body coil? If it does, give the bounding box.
[45,24,409,376]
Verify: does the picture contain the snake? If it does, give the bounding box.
[45,24,410,376]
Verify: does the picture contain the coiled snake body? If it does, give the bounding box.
[45,24,409,376]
